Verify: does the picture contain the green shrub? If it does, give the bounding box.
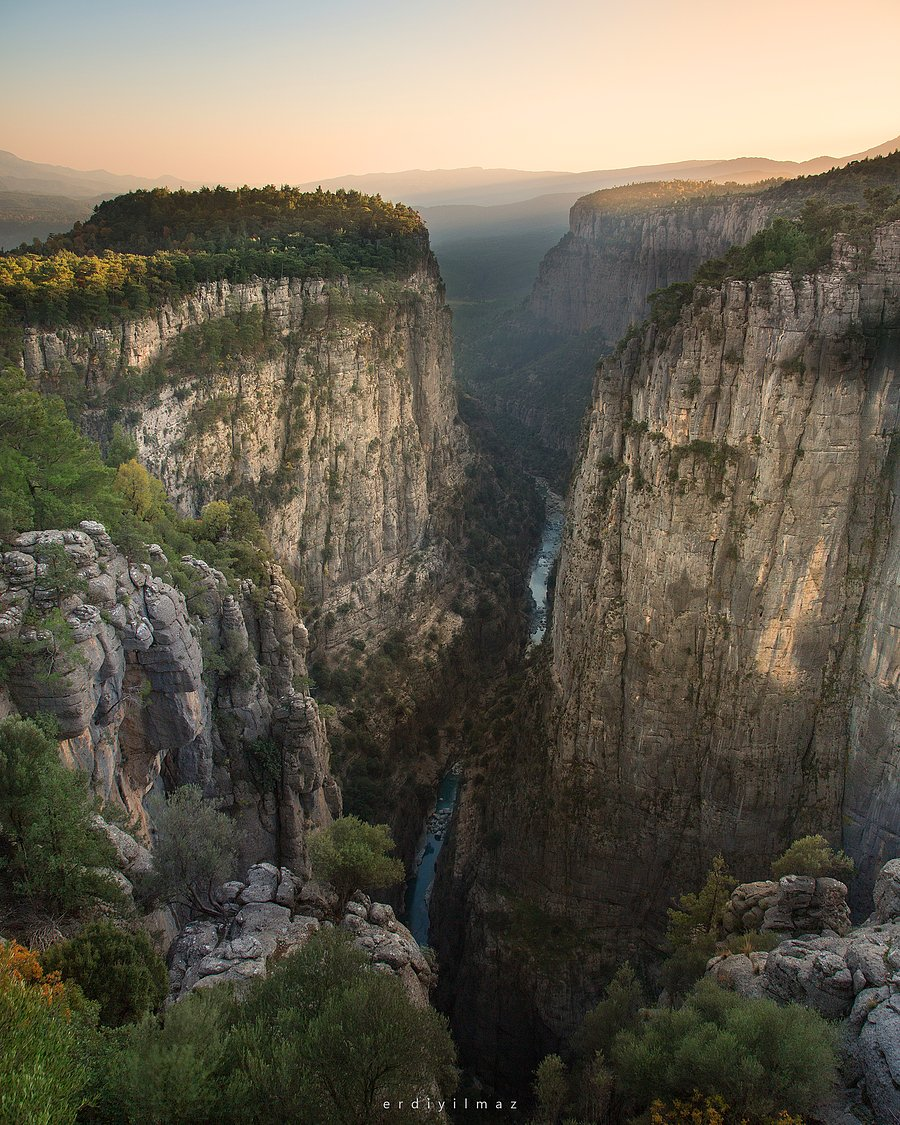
[0,717,120,915]
[308,815,405,916]
[667,855,736,952]
[144,784,237,917]
[771,835,854,881]
[0,941,98,1125]
[0,367,120,540]
[660,944,714,1001]
[533,1053,568,1124]
[99,988,230,1124]
[573,963,644,1061]
[723,930,781,956]
[42,920,168,1027]
[612,977,837,1122]
[223,928,457,1123]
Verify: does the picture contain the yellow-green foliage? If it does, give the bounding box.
[0,186,428,336]
[0,941,96,1125]
[772,835,855,881]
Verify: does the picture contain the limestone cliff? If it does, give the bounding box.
[436,222,900,1084]
[20,260,465,648]
[529,151,900,342]
[0,524,339,871]
[528,189,772,339]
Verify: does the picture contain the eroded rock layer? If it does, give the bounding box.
[529,190,772,338]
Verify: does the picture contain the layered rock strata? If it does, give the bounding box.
[529,190,771,338]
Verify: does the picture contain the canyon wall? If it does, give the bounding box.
[437,222,900,1085]
[528,192,774,340]
[20,261,466,650]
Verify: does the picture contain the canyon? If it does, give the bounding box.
[1,157,899,1122]
[434,214,900,1090]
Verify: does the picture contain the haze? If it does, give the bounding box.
[3,0,900,184]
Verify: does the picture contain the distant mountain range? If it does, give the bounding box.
[1,135,898,253]
[299,134,900,210]
[0,150,196,199]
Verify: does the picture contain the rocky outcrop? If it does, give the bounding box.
[169,862,436,1008]
[436,223,900,1086]
[528,153,900,344]
[722,876,852,938]
[712,862,900,1124]
[20,263,467,648]
[0,524,338,870]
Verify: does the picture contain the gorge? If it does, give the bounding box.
[1,149,899,1124]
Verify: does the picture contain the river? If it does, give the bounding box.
[528,483,564,646]
[402,766,462,946]
[401,487,564,943]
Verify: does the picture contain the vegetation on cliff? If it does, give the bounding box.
[0,186,429,337]
[0,716,120,918]
[308,815,405,917]
[648,186,900,329]
[575,178,769,217]
[531,975,836,1124]
[0,366,275,591]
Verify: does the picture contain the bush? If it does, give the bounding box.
[99,988,230,1124]
[0,367,120,540]
[573,962,644,1061]
[533,1054,568,1124]
[613,977,837,1122]
[42,920,168,1026]
[308,815,405,916]
[223,928,457,1123]
[667,855,736,952]
[660,943,714,1002]
[0,716,120,915]
[723,930,781,956]
[144,784,237,918]
[771,835,854,881]
[0,941,96,1125]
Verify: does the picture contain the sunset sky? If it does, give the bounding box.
[4,0,899,183]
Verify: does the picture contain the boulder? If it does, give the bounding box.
[762,876,851,937]
[874,860,900,924]
[853,993,900,1124]
[238,863,280,905]
[706,951,769,999]
[762,936,854,1018]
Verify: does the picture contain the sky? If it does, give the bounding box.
[3,0,900,183]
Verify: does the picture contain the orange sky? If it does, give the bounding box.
[3,0,899,182]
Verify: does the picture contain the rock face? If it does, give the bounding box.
[169,863,436,1008]
[436,223,900,1085]
[529,189,772,339]
[712,861,900,1124]
[0,525,338,870]
[21,262,466,646]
